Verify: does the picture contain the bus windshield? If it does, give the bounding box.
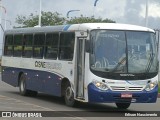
[90,30,158,77]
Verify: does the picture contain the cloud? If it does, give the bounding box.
[1,0,160,29]
[117,0,145,25]
[94,0,126,19]
[115,0,160,28]
[140,3,160,18]
[148,17,160,28]
[2,0,40,26]
[1,0,160,54]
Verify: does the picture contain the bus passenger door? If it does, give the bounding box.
[76,38,85,99]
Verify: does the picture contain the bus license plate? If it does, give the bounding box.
[121,93,132,98]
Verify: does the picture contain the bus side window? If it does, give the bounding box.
[22,34,33,58]
[59,32,75,61]
[4,35,13,56]
[45,33,58,59]
[13,34,23,57]
[33,34,45,59]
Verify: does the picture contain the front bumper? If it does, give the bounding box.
[88,83,158,103]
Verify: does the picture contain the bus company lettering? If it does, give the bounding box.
[35,61,62,70]
[35,61,46,68]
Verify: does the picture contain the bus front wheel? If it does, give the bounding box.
[115,103,131,109]
[64,83,75,107]
[19,74,37,96]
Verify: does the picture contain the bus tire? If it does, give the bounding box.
[19,74,37,96]
[115,103,131,109]
[64,82,75,107]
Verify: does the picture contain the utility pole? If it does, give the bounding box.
[93,0,99,17]
[145,0,149,27]
[38,0,42,27]
[0,0,2,49]
[0,0,2,27]
[0,0,2,56]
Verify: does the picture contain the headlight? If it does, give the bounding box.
[92,80,109,91]
[145,81,158,91]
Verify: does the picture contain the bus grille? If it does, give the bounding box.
[110,86,144,91]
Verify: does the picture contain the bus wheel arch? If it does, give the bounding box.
[18,72,24,87]
[61,78,75,107]
[19,73,29,96]
[18,73,38,96]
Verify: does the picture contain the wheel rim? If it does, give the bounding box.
[65,87,73,101]
[20,78,25,93]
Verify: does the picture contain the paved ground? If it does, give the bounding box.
[0,75,159,120]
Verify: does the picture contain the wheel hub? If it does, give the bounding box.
[66,87,72,100]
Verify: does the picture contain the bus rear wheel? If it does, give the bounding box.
[19,74,37,96]
[115,103,131,109]
[64,83,75,107]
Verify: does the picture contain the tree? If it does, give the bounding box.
[15,11,66,28]
[15,11,115,28]
[67,15,115,24]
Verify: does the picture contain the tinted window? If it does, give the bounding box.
[45,33,58,59]
[22,34,33,58]
[59,32,75,60]
[13,35,23,57]
[33,34,45,58]
[4,35,13,56]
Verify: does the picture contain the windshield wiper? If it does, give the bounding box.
[145,53,154,73]
[111,57,126,73]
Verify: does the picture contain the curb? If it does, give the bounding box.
[158,94,160,98]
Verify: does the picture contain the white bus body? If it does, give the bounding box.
[1,23,159,109]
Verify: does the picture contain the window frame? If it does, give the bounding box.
[33,33,45,59]
[13,34,23,57]
[44,32,59,60]
[22,34,34,58]
[58,32,75,61]
[4,35,14,56]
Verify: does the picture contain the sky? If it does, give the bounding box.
[1,0,160,29]
[0,0,160,53]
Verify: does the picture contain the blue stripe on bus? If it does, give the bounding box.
[88,83,158,103]
[63,25,71,31]
[1,67,62,97]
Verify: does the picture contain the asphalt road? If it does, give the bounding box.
[0,74,159,120]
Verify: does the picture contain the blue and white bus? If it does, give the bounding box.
[1,23,159,109]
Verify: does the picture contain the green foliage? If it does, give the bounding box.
[15,11,65,28]
[15,11,115,28]
[67,15,115,24]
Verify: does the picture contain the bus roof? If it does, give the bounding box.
[76,23,154,32]
[4,23,154,35]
